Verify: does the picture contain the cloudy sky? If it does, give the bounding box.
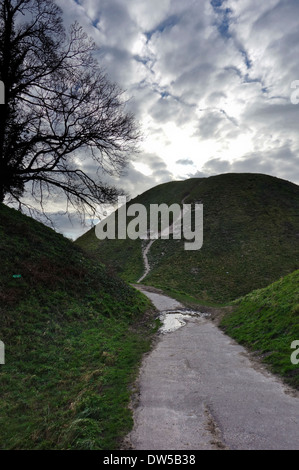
[52,0,299,238]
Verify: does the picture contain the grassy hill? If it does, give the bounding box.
[220,270,299,389]
[0,203,157,450]
[76,173,299,303]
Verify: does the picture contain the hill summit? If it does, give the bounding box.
[76,173,299,303]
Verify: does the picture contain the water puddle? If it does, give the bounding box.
[159,309,210,334]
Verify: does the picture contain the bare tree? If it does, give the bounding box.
[0,0,140,219]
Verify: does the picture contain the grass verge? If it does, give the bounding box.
[0,203,158,449]
[220,270,299,390]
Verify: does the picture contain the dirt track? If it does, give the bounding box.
[128,288,299,450]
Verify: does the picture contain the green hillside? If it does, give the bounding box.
[220,270,299,389]
[0,203,156,449]
[76,173,299,303]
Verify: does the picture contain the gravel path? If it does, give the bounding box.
[128,288,299,450]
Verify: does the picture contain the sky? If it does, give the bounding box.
[51,0,299,239]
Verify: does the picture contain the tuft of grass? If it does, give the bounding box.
[220,270,299,389]
[0,203,157,449]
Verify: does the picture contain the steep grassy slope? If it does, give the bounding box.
[76,173,299,303]
[0,203,156,449]
[220,270,299,389]
[76,178,196,282]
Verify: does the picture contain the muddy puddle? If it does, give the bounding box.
[159,309,210,333]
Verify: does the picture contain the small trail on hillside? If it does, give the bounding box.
[137,195,189,284]
[137,239,155,283]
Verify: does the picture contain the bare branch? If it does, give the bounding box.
[0,0,140,220]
